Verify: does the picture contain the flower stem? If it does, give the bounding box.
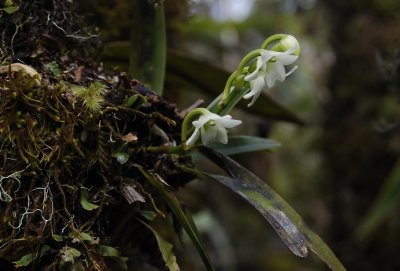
[236,49,265,75]
[181,108,209,143]
[217,49,265,112]
[218,71,237,109]
[261,34,285,49]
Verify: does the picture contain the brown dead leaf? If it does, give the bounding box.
[121,132,138,142]
[74,66,84,83]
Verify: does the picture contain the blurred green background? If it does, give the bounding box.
[78,0,400,270]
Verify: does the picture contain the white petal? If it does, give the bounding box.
[243,81,265,100]
[250,75,265,93]
[247,87,262,107]
[276,54,298,65]
[243,89,256,99]
[266,45,298,65]
[216,116,242,128]
[260,50,274,62]
[201,125,217,145]
[192,113,215,128]
[244,56,264,81]
[186,128,200,146]
[243,75,265,107]
[261,61,267,74]
[244,51,274,81]
[269,45,298,57]
[265,62,286,88]
[215,125,228,144]
[244,51,274,82]
[207,112,224,121]
[243,75,264,98]
[274,63,286,81]
[192,118,207,128]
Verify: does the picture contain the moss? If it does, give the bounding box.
[0,64,193,270]
[70,81,106,112]
[0,1,194,270]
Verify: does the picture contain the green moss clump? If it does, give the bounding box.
[70,81,106,112]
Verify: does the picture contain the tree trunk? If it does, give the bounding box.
[321,1,400,270]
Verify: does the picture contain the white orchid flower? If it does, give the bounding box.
[263,49,299,88]
[243,51,273,107]
[243,35,300,107]
[186,110,242,146]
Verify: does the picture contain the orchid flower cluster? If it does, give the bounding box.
[181,34,300,149]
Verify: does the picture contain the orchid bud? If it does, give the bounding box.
[271,35,300,56]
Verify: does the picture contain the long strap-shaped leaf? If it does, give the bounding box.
[189,147,346,271]
[136,165,215,271]
[206,135,281,156]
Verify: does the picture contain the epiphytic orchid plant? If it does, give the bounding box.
[176,34,346,271]
[0,1,346,270]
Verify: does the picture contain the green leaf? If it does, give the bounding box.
[69,231,93,243]
[79,232,93,242]
[3,5,19,14]
[357,157,400,238]
[45,61,61,77]
[80,188,99,211]
[112,152,129,165]
[190,147,346,271]
[138,210,158,221]
[52,234,64,242]
[98,245,120,257]
[123,94,147,108]
[136,165,215,271]
[207,135,281,156]
[60,247,81,263]
[123,95,138,107]
[142,221,180,271]
[154,233,180,271]
[13,246,50,267]
[69,248,81,257]
[14,253,34,267]
[129,2,166,95]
